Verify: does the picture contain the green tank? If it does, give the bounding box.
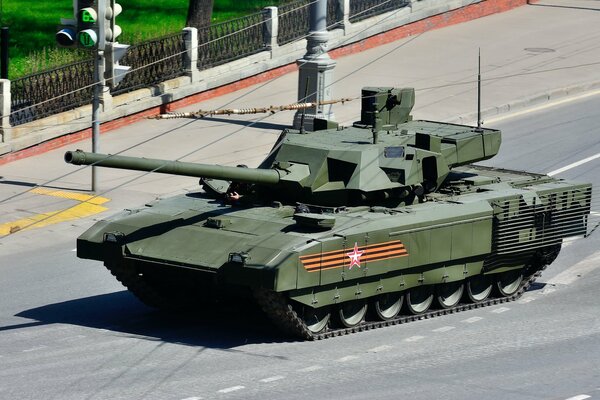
[65,87,592,339]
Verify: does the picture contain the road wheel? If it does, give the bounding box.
[406,286,434,315]
[495,269,523,297]
[337,300,368,328]
[466,275,493,303]
[373,293,404,321]
[436,281,464,309]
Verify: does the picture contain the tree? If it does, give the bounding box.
[186,0,214,28]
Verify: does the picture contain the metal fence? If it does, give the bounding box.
[327,0,343,30]
[112,32,187,96]
[278,0,310,45]
[349,0,409,22]
[197,11,267,70]
[10,59,94,126]
[9,0,411,127]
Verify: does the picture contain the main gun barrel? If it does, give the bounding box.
[64,150,282,185]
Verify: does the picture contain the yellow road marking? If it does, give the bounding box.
[0,189,109,236]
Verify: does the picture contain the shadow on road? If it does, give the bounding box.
[11,290,291,348]
[0,180,83,192]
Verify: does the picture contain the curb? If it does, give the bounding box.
[448,80,600,125]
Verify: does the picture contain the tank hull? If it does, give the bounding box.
[77,165,590,337]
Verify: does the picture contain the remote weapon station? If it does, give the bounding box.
[65,87,591,339]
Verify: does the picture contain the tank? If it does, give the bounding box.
[65,87,592,339]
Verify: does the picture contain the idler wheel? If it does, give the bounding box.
[337,300,368,328]
[436,281,464,309]
[466,275,493,303]
[495,269,524,297]
[302,306,331,334]
[373,293,404,321]
[405,286,434,315]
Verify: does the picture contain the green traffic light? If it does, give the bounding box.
[79,8,97,24]
[78,30,98,48]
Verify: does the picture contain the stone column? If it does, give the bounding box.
[263,6,279,54]
[0,79,11,143]
[340,0,351,32]
[183,27,201,82]
[292,0,337,131]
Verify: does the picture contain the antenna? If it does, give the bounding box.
[476,48,482,132]
[299,77,310,134]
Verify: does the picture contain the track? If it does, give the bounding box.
[255,258,551,340]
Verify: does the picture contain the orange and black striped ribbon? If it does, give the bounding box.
[300,240,408,272]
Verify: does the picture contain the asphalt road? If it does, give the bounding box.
[1,95,600,400]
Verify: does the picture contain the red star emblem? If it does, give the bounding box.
[346,242,364,269]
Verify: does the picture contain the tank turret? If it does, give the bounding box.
[65,88,501,206]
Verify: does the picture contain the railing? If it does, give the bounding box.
[197,11,267,70]
[327,0,343,30]
[10,59,94,126]
[7,0,415,127]
[112,32,187,96]
[349,0,409,22]
[278,0,310,45]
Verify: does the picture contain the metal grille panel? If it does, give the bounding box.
[349,0,409,23]
[112,32,187,96]
[10,59,94,126]
[197,12,267,70]
[278,0,310,45]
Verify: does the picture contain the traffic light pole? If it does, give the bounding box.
[56,0,128,191]
[91,50,105,192]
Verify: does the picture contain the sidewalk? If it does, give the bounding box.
[1,0,599,241]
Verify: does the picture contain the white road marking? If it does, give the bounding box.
[181,397,203,400]
[462,316,483,323]
[491,307,510,314]
[547,153,600,176]
[22,346,48,352]
[259,376,285,383]
[217,386,245,394]
[484,88,600,124]
[71,248,77,252]
[562,237,579,248]
[404,335,425,342]
[546,251,600,286]
[299,365,323,372]
[541,287,557,296]
[58,335,86,342]
[337,355,359,362]
[590,211,600,217]
[564,395,591,400]
[518,296,536,304]
[432,326,455,333]
[368,345,393,353]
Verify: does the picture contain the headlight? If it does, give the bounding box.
[228,252,249,264]
[103,231,124,243]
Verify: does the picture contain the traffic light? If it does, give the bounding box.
[105,42,131,88]
[56,17,77,48]
[56,0,99,49]
[77,0,99,48]
[56,0,130,87]
[98,0,124,50]
[103,0,130,88]
[56,0,79,48]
